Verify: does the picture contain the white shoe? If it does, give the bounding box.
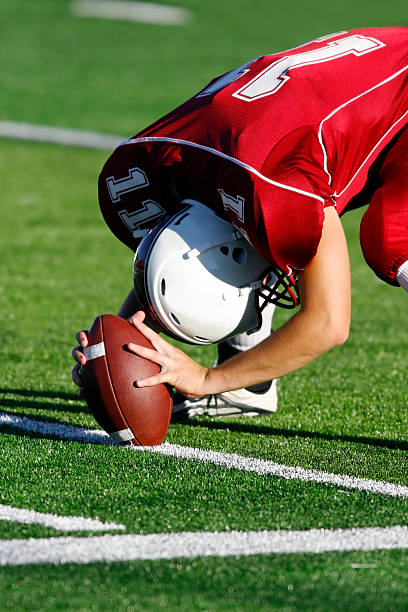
[172,379,278,419]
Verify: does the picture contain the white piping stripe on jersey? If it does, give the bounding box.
[83,342,106,361]
[334,109,408,198]
[110,428,134,443]
[318,63,408,192]
[120,137,325,204]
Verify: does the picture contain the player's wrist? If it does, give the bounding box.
[199,364,228,396]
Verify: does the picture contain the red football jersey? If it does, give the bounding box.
[99,26,408,273]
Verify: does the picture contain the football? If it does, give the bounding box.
[81,314,172,446]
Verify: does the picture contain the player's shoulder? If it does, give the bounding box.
[256,178,327,273]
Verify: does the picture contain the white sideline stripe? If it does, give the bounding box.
[1,411,408,499]
[2,526,408,565]
[71,0,192,25]
[0,505,125,532]
[83,342,106,360]
[0,120,124,150]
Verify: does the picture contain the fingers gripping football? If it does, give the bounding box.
[128,314,209,398]
[71,329,89,396]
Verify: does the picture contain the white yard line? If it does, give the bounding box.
[145,441,408,499]
[71,0,192,25]
[0,505,125,532]
[2,411,408,565]
[1,411,407,499]
[0,411,113,445]
[0,120,124,150]
[2,526,408,566]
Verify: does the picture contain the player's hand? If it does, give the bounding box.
[71,330,89,398]
[127,311,209,398]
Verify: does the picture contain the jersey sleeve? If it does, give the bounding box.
[221,167,327,274]
[255,183,325,273]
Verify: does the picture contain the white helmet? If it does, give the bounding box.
[133,200,298,345]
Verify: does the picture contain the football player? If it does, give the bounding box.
[73,26,408,418]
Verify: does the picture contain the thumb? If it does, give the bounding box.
[129,310,146,325]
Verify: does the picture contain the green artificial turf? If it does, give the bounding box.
[2,552,408,611]
[1,430,408,538]
[0,0,406,135]
[2,1,408,610]
[1,97,407,612]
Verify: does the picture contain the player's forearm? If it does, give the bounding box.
[205,205,351,395]
[117,288,140,319]
[204,307,347,394]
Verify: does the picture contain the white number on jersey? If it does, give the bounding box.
[195,33,385,103]
[106,167,166,237]
[218,189,245,221]
[106,167,149,203]
[233,34,385,101]
[118,200,166,239]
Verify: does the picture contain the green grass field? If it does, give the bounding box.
[1,1,408,610]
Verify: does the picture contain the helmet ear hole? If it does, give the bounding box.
[220,246,229,256]
[161,278,166,296]
[170,312,181,325]
[232,247,247,265]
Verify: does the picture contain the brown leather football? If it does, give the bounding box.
[81,314,172,446]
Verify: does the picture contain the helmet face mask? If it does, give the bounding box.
[133,200,298,345]
[257,269,299,312]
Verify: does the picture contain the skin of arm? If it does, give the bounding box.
[127,206,351,396]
